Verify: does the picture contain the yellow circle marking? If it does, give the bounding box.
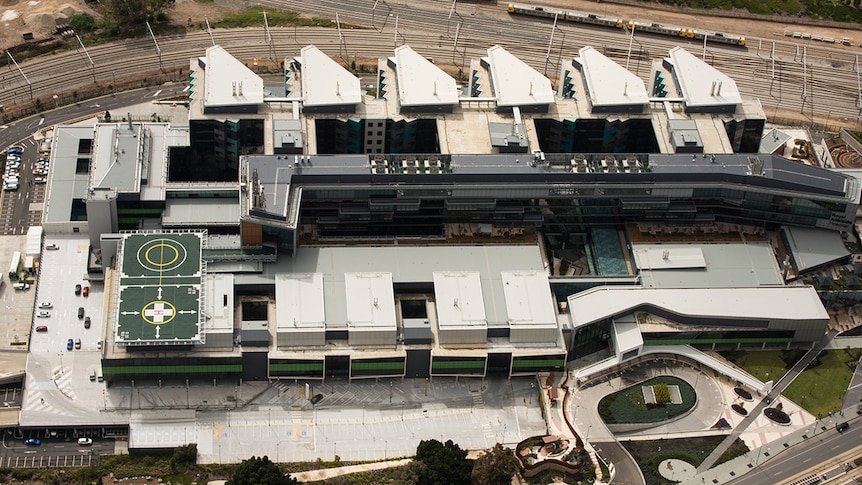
[141,300,177,325]
[145,243,179,268]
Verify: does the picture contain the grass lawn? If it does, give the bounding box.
[783,349,861,418]
[717,349,805,384]
[623,437,749,485]
[598,376,695,424]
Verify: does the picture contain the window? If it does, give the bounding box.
[377,131,383,136]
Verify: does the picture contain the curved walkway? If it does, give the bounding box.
[288,459,412,482]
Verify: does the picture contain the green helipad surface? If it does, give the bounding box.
[116,233,203,344]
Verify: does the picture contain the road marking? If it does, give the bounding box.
[182,86,190,92]
[38,118,44,126]
[153,90,162,97]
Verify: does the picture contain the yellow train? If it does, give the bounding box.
[507,4,745,46]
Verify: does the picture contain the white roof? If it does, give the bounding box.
[204,45,264,108]
[636,243,783,288]
[668,47,741,109]
[633,246,706,270]
[205,273,235,332]
[575,47,649,109]
[276,273,326,329]
[25,226,42,257]
[163,199,240,226]
[394,45,459,107]
[486,45,554,107]
[501,271,556,327]
[300,45,362,107]
[568,286,828,329]
[433,272,487,329]
[613,318,643,354]
[344,273,396,329]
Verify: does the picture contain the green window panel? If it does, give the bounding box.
[643,337,793,345]
[351,361,405,371]
[431,359,486,369]
[512,358,566,368]
[270,363,324,372]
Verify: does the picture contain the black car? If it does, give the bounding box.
[78,307,85,319]
[84,316,91,329]
[310,393,324,405]
[837,422,850,433]
[75,284,82,295]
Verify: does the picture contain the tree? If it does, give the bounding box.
[69,14,97,33]
[471,444,519,485]
[414,439,472,485]
[227,456,298,485]
[100,0,175,27]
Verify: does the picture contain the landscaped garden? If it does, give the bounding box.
[623,437,750,485]
[718,349,805,384]
[598,376,695,424]
[783,348,862,417]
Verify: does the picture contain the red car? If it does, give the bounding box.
[82,286,89,297]
[35,325,48,332]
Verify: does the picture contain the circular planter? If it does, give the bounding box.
[734,387,753,401]
[731,404,748,416]
[764,407,791,425]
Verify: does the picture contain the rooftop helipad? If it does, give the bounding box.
[115,233,204,346]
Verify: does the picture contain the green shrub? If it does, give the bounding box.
[653,383,671,403]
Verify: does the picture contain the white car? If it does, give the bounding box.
[77,437,92,445]
[36,310,50,318]
[34,177,47,184]
[39,302,52,308]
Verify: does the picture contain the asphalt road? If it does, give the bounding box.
[727,415,862,485]
[0,429,111,468]
[594,441,647,485]
[0,85,186,235]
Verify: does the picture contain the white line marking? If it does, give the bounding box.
[153,90,162,97]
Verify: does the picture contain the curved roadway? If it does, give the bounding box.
[1,0,861,128]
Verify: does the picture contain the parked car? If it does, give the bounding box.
[66,339,73,350]
[45,244,58,250]
[74,339,81,350]
[34,177,47,184]
[35,325,48,332]
[77,437,92,445]
[36,311,50,318]
[84,316,91,329]
[75,284,81,295]
[77,307,85,319]
[39,302,53,308]
[310,393,324,404]
[82,286,89,297]
[24,438,40,446]
[837,422,850,433]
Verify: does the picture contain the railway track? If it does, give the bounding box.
[1,0,860,128]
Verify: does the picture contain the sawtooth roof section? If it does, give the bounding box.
[204,45,264,109]
[575,46,649,110]
[487,45,555,108]
[300,45,362,108]
[667,46,741,111]
[393,45,459,108]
